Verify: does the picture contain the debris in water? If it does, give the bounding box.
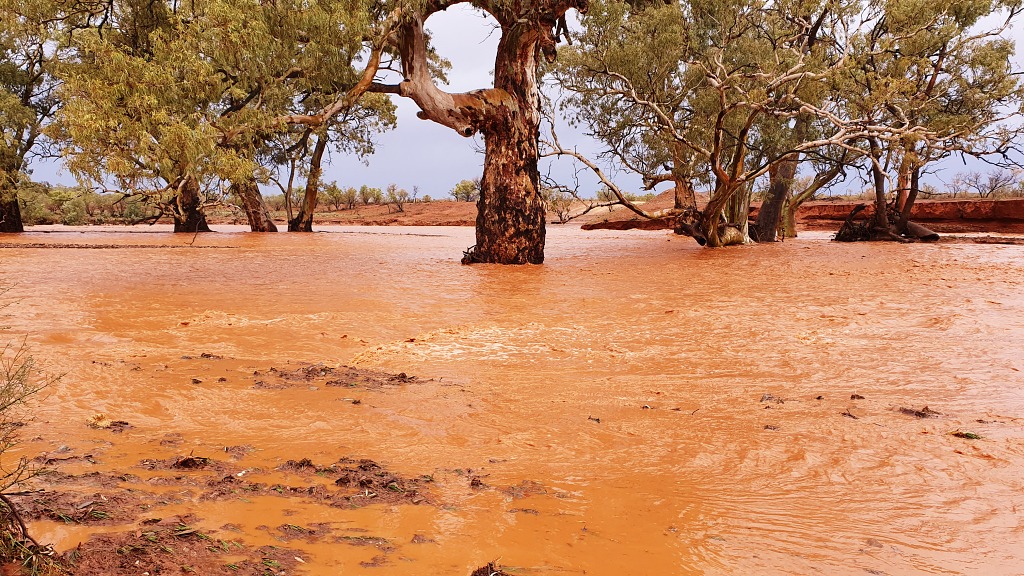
[587,415,601,423]
[898,406,941,418]
[841,409,858,419]
[87,414,112,428]
[173,452,210,469]
[764,425,779,431]
[951,431,982,440]
[760,394,784,404]
[850,394,865,400]
[470,562,511,576]
[87,414,132,432]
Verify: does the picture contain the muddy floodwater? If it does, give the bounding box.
[2,225,1023,575]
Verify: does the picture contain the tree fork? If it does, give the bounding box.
[289,134,327,233]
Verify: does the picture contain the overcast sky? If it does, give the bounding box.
[29,5,1021,199]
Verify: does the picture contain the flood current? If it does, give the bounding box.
[2,225,1023,575]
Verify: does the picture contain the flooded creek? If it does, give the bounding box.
[2,225,1023,575]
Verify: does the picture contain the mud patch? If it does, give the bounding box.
[62,515,299,576]
[20,490,147,526]
[251,363,424,390]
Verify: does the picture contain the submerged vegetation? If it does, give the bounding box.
[0,294,61,575]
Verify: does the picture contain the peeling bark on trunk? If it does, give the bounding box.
[172,176,211,233]
[384,1,585,265]
[754,156,797,242]
[868,139,890,234]
[233,179,277,232]
[471,130,546,264]
[289,135,327,233]
[465,24,546,265]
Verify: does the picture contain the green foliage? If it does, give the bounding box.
[386,183,410,212]
[49,0,395,219]
[358,185,383,205]
[543,187,575,223]
[450,178,481,202]
[555,0,1024,241]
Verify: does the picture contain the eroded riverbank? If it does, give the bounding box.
[2,225,1023,575]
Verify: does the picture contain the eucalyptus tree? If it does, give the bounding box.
[54,0,228,232]
[0,0,65,232]
[371,0,589,264]
[557,0,860,247]
[54,0,396,233]
[192,0,397,232]
[286,95,396,232]
[829,0,1024,239]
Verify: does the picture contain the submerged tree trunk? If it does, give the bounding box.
[692,179,747,248]
[233,179,277,232]
[0,168,24,232]
[724,185,750,242]
[754,156,797,242]
[172,176,211,233]
[385,1,584,264]
[465,25,546,264]
[868,139,890,234]
[289,135,327,233]
[0,189,23,233]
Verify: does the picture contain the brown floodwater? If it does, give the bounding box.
[2,225,1023,575]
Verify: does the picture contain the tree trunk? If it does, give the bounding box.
[724,185,750,243]
[670,143,696,210]
[895,155,911,214]
[172,176,212,233]
[386,4,592,264]
[465,23,545,265]
[233,179,277,232]
[868,138,890,234]
[289,135,327,233]
[897,166,920,234]
[0,174,24,233]
[754,156,797,242]
[698,179,747,247]
[782,196,797,238]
